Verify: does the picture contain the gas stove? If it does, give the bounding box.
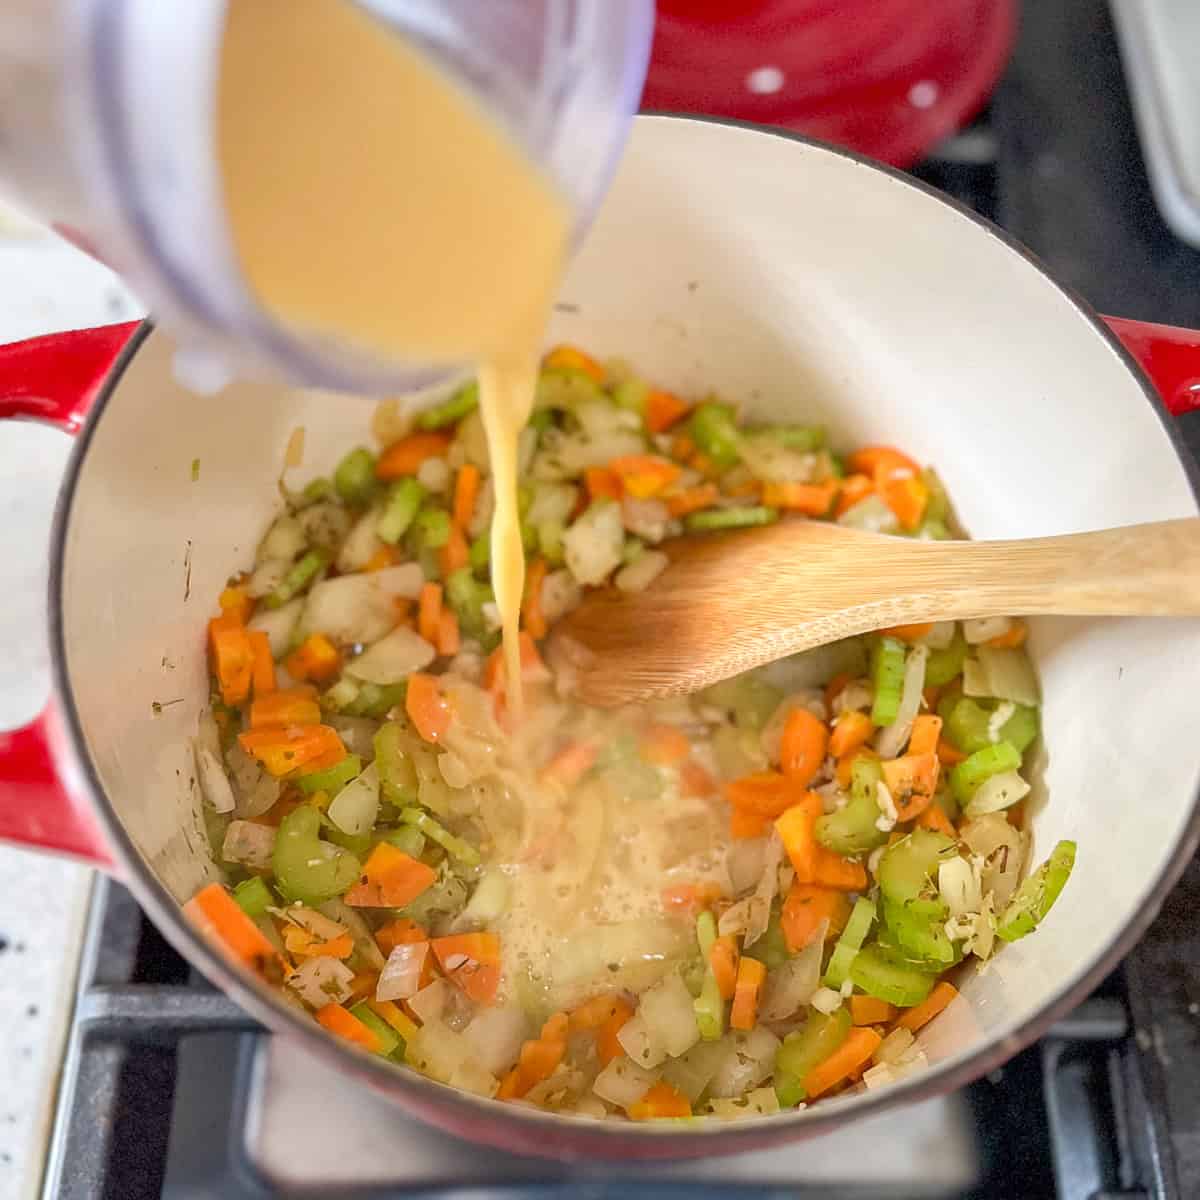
[39,3,1200,1197]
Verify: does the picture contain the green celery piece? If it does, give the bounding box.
[349,1001,402,1056]
[998,704,1039,754]
[417,380,479,430]
[321,677,360,714]
[323,825,374,859]
[742,906,789,970]
[775,1008,852,1098]
[272,806,361,905]
[917,518,952,541]
[684,506,778,533]
[377,477,426,544]
[380,826,426,857]
[333,447,379,505]
[688,401,741,468]
[266,549,328,609]
[345,682,408,719]
[870,636,906,726]
[444,566,492,641]
[950,741,1021,803]
[701,675,783,733]
[535,367,603,411]
[828,453,846,479]
[528,408,554,434]
[693,971,726,1042]
[410,504,451,552]
[537,519,566,565]
[296,754,362,796]
[621,537,645,565]
[924,630,967,686]
[943,696,993,755]
[876,830,956,907]
[233,876,274,918]
[517,484,533,517]
[848,944,938,1007]
[815,755,888,855]
[823,896,875,989]
[301,477,334,505]
[399,807,481,866]
[468,533,490,573]
[696,911,718,958]
[882,898,959,967]
[749,424,826,452]
[374,723,419,805]
[612,377,649,415]
[996,840,1076,942]
[775,1071,806,1108]
[921,468,951,526]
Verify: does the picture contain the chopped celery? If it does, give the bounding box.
[345,682,408,719]
[921,468,951,526]
[399,808,481,866]
[823,896,875,989]
[693,971,725,1042]
[621,536,645,565]
[529,408,554,434]
[950,741,1021,803]
[272,806,361,905]
[882,899,959,967]
[374,723,419,805]
[417,380,478,430]
[684,505,779,532]
[943,697,1039,757]
[537,519,566,565]
[775,1008,851,1099]
[996,840,1076,942]
[349,1001,402,1057]
[233,876,274,918]
[333,447,379,506]
[688,401,741,468]
[445,567,490,641]
[377,477,426,544]
[924,629,967,686]
[324,824,374,859]
[701,675,783,733]
[535,368,603,411]
[296,754,362,796]
[917,518,952,540]
[696,911,718,958]
[998,704,1039,754]
[876,830,956,907]
[300,477,334,505]
[847,944,937,1007]
[613,377,649,414]
[815,756,888,855]
[380,826,426,857]
[742,906,789,970]
[411,505,451,551]
[468,533,490,573]
[266,549,328,609]
[775,1071,806,1108]
[870,636,907,725]
[749,424,826,452]
[321,677,360,714]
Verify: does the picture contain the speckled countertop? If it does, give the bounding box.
[0,220,142,1200]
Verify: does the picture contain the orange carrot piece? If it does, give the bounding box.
[238,724,346,777]
[834,473,874,517]
[452,462,481,530]
[569,993,628,1032]
[405,672,452,743]
[315,1003,381,1053]
[987,619,1028,649]
[908,714,942,756]
[344,843,437,908]
[661,882,723,915]
[628,1081,692,1120]
[435,607,461,657]
[543,344,605,382]
[781,881,851,953]
[665,483,719,517]
[779,708,829,788]
[880,473,928,531]
[248,630,277,696]
[283,926,355,961]
[725,771,804,818]
[883,622,934,642]
[584,466,623,502]
[803,1027,883,1098]
[183,883,285,980]
[730,807,769,839]
[375,917,428,956]
[539,740,598,787]
[776,795,869,891]
[249,685,320,729]
[219,584,255,625]
[849,996,897,1026]
[896,981,958,1032]
[723,475,764,501]
[504,1012,570,1097]
[208,615,254,706]
[368,998,421,1043]
[431,932,502,1005]
[679,760,717,798]
[824,671,854,711]
[285,633,341,684]
[439,524,469,577]
[916,803,956,838]
[522,556,548,640]
[670,431,697,460]
[417,582,443,644]
[730,956,767,1031]
[936,738,967,766]
[881,752,940,821]
[596,1001,634,1066]
[762,480,840,516]
[829,710,873,760]
[609,454,682,499]
[845,445,921,480]
[645,388,691,433]
[363,545,400,572]
[639,723,691,766]
[375,432,452,480]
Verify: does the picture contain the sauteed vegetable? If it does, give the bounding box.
[187,345,1074,1120]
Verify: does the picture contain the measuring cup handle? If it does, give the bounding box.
[0,322,138,867]
[1103,315,1200,416]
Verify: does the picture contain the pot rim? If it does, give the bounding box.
[45,113,1200,1160]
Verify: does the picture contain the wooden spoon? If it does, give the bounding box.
[546,517,1200,707]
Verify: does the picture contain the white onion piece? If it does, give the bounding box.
[920,621,957,650]
[962,658,991,699]
[744,831,784,947]
[708,1087,781,1118]
[621,496,670,543]
[963,616,1012,645]
[938,857,982,919]
[417,456,450,492]
[837,493,898,533]
[593,1056,659,1108]
[248,599,304,658]
[726,838,768,896]
[638,971,701,1058]
[406,1017,470,1083]
[533,428,645,480]
[615,550,669,593]
[964,769,1030,820]
[462,1006,531,1076]
[832,679,874,715]
[327,763,379,835]
[346,625,436,684]
[328,716,379,761]
[194,742,235,814]
[976,646,1040,706]
[960,813,1025,909]
[862,1062,895,1090]
[303,569,417,646]
[874,1027,915,1065]
[407,979,447,1025]
[758,638,868,694]
[225,740,281,818]
[563,499,625,586]
[707,1028,781,1098]
[527,482,578,527]
[377,942,429,1001]
[718,898,756,939]
[661,1039,729,1103]
[448,1059,500,1099]
[220,820,275,868]
[317,899,386,970]
[337,505,385,573]
[257,514,306,564]
[759,922,826,1021]
[616,1012,667,1070]
[452,870,510,931]
[279,904,346,942]
[875,644,928,760]
[247,558,290,598]
[540,569,582,625]
[288,957,354,1009]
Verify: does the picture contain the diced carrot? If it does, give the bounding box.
[503,1012,570,1098]
[375,432,452,480]
[248,630,277,696]
[543,344,605,383]
[779,708,829,788]
[497,1068,523,1100]
[762,480,840,516]
[824,671,854,711]
[896,981,958,1032]
[522,556,548,640]
[881,753,940,821]
[249,685,320,729]
[183,883,286,981]
[283,925,354,960]
[803,1027,883,1099]
[883,622,934,642]
[569,993,628,1032]
[298,746,350,776]
[539,740,598,787]
[219,584,255,625]
[238,724,347,777]
[368,998,420,1044]
[916,803,956,838]
[628,1081,692,1120]
[679,761,717,798]
[829,711,873,760]
[661,882,723,915]
[375,918,428,956]
[439,524,469,576]
[436,607,461,657]
[834,473,874,517]
[452,462,481,530]
[730,956,767,1031]
[688,450,721,480]
[725,771,805,818]
[645,388,691,433]
[908,714,942,756]
[665,483,719,517]
[285,633,341,684]
[880,473,928,531]
[584,466,623,502]
[208,615,254,706]
[845,445,921,481]
[596,1001,634,1066]
[936,738,967,766]
[347,970,380,1002]
[417,582,443,644]
[344,843,438,908]
[776,795,869,891]
[987,620,1028,649]
[431,932,502,1005]
[708,935,740,1001]
[781,881,851,953]
[405,672,452,743]
[836,746,879,789]
[849,996,897,1026]
[363,545,399,572]
[723,475,764,500]
[609,454,682,500]
[639,723,690,766]
[670,431,697,461]
[730,807,769,839]
[315,1004,381,1053]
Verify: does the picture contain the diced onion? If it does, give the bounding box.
[759,925,825,1021]
[862,1062,895,1090]
[810,986,843,1015]
[744,831,784,947]
[707,1087,781,1118]
[533,428,645,481]
[616,1011,667,1070]
[920,621,957,650]
[337,506,385,573]
[563,499,625,585]
[708,1027,780,1098]
[257,514,306,564]
[303,564,423,646]
[963,769,1030,819]
[328,716,379,761]
[279,904,346,942]
[346,625,435,684]
[407,979,447,1025]
[527,483,578,527]
[638,971,701,1058]
[540,569,582,625]
[938,855,982,919]
[248,599,304,658]
[987,702,1016,744]
[462,1005,530,1076]
[661,1039,729,1103]
[327,763,379,836]
[247,558,290,598]
[318,898,386,970]
[220,819,275,868]
[620,496,670,543]
[832,679,874,716]
[726,837,768,895]
[593,1056,659,1108]
[287,957,354,1009]
[874,1026,916,1066]
[406,1017,470,1083]
[194,742,235,814]
[417,456,450,492]
[452,869,510,930]
[837,493,898,533]
[960,813,1025,909]
[448,1059,500,1099]
[377,942,429,1001]
[615,550,669,593]
[976,646,1040,706]
[961,658,991,699]
[758,638,868,694]
[963,616,1011,645]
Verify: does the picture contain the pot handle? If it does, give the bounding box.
[0,321,139,868]
[1103,315,1200,415]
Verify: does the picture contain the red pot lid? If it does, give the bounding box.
[642,0,1017,167]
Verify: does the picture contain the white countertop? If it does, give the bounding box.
[0,223,142,1200]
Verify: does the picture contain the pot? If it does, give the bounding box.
[2,115,1200,1159]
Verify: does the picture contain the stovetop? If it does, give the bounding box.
[39,3,1200,1197]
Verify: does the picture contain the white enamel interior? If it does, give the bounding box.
[57,116,1200,1137]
